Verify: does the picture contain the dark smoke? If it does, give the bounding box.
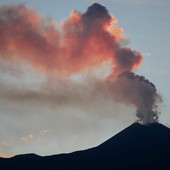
[107,71,162,124]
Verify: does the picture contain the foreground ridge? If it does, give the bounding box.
[1,123,170,170]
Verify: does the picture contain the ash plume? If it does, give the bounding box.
[106,71,162,124]
[0,3,162,125]
[0,3,141,74]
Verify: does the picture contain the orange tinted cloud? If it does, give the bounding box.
[0,3,142,76]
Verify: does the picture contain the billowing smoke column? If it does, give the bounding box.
[0,3,161,124]
[106,71,161,124]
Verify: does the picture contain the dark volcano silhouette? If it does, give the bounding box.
[1,123,170,170]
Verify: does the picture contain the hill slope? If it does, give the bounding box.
[0,123,170,170]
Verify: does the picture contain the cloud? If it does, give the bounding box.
[21,134,34,144]
[0,3,142,76]
[39,129,51,136]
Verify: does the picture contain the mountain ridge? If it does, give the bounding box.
[1,122,170,170]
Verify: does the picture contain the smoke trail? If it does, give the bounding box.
[106,71,161,124]
[0,3,161,124]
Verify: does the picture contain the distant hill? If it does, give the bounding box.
[1,123,170,170]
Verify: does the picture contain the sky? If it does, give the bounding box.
[0,0,170,158]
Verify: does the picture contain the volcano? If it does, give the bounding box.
[0,123,170,170]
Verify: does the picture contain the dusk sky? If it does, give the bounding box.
[0,0,170,158]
